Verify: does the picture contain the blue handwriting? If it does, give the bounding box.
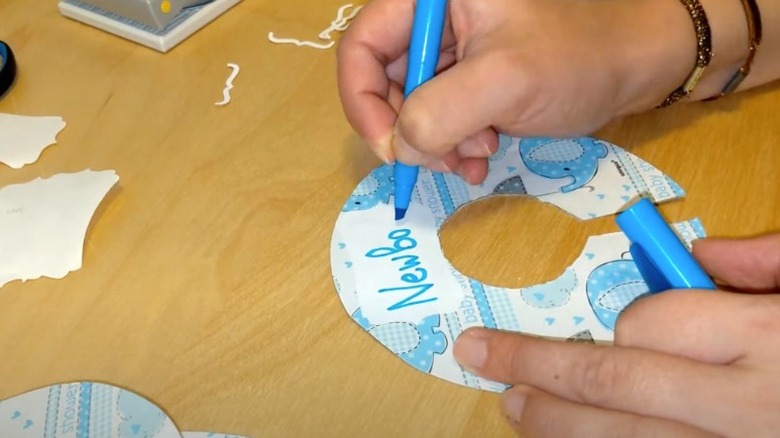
[366,229,437,311]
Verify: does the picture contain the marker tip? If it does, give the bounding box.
[395,208,407,221]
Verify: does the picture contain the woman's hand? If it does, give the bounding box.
[337,0,701,184]
[453,233,780,437]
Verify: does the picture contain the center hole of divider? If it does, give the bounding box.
[439,196,612,289]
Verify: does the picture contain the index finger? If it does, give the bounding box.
[692,233,780,291]
[336,0,455,160]
[337,1,415,160]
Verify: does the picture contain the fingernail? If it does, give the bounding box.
[474,138,492,156]
[459,137,489,158]
[370,135,394,164]
[454,329,489,372]
[483,141,493,156]
[502,391,527,423]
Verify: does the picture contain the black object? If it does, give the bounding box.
[0,40,17,99]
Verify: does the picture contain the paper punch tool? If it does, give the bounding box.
[59,0,241,53]
[0,41,17,99]
[616,198,717,293]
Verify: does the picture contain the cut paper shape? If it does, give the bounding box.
[317,4,362,40]
[215,63,240,106]
[267,3,362,50]
[267,33,334,50]
[0,382,251,438]
[331,135,704,392]
[0,114,67,169]
[0,169,119,288]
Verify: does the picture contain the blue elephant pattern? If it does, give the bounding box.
[586,260,649,330]
[520,137,608,193]
[117,389,166,438]
[342,165,394,212]
[352,308,447,373]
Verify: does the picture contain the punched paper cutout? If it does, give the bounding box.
[0,114,67,169]
[331,136,704,391]
[0,169,119,288]
[268,4,362,50]
[215,63,240,107]
[0,382,250,438]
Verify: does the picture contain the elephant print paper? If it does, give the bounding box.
[331,135,704,392]
[482,137,686,219]
[0,382,250,438]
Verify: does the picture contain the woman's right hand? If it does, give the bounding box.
[337,0,708,184]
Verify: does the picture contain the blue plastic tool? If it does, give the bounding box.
[616,198,717,293]
[394,0,448,221]
[0,41,17,99]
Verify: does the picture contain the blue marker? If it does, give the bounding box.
[394,0,448,221]
[616,198,716,293]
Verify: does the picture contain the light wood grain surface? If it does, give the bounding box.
[1,1,778,437]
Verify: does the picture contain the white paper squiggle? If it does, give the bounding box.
[268,3,363,50]
[267,34,335,50]
[319,3,362,40]
[215,63,240,106]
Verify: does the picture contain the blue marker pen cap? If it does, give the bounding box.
[616,198,716,292]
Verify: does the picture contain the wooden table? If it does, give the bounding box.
[1,1,778,437]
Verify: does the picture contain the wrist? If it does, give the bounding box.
[608,0,749,115]
[689,0,751,100]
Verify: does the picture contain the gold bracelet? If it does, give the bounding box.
[657,0,713,108]
[708,0,763,99]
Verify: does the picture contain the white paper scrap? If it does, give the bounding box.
[0,169,119,288]
[0,114,67,169]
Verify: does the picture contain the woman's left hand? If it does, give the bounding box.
[453,233,780,438]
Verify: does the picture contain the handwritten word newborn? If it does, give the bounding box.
[366,229,437,311]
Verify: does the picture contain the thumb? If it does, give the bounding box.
[392,50,526,165]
